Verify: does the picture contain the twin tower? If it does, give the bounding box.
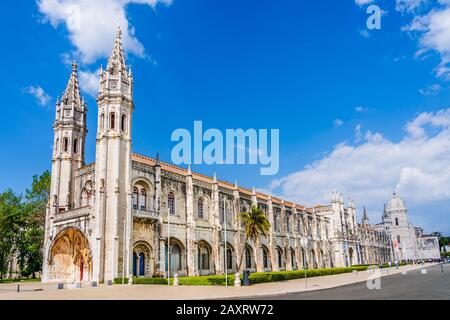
[43,28,135,283]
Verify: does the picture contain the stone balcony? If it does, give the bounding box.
[54,206,91,223]
[133,209,159,220]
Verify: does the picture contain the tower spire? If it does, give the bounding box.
[106,26,127,77]
[60,61,84,110]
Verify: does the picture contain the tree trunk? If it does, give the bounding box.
[236,235,249,272]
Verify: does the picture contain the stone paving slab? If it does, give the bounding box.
[0,264,434,300]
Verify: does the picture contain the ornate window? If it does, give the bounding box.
[73,138,78,154]
[262,247,269,269]
[198,198,204,219]
[121,114,127,132]
[168,192,175,215]
[110,113,116,130]
[297,216,303,235]
[198,246,210,270]
[140,189,147,211]
[277,248,283,268]
[245,247,252,269]
[100,114,105,130]
[132,187,139,210]
[226,248,233,270]
[220,199,225,223]
[286,213,291,233]
[63,138,69,153]
[291,249,297,270]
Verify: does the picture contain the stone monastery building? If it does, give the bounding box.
[43,29,430,284]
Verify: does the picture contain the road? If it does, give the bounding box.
[245,263,450,300]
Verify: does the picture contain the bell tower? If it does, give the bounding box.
[92,27,134,283]
[50,62,88,212]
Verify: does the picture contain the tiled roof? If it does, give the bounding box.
[132,153,313,213]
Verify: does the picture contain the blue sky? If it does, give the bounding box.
[1,0,450,233]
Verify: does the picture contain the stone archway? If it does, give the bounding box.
[133,241,153,277]
[48,227,92,283]
[349,247,354,266]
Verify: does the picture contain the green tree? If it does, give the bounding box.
[236,206,271,272]
[0,190,23,280]
[16,171,50,278]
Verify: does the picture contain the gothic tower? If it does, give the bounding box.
[92,27,134,283]
[362,207,370,226]
[50,62,88,212]
[42,62,87,282]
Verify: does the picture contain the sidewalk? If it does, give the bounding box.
[0,264,433,300]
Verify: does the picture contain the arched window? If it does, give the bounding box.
[277,248,283,268]
[55,138,59,153]
[198,198,204,219]
[140,189,147,211]
[262,247,269,269]
[73,138,78,154]
[286,214,291,233]
[63,138,69,153]
[198,246,210,270]
[139,252,145,276]
[169,244,182,272]
[110,113,116,130]
[291,249,297,270]
[245,247,252,269]
[132,187,139,210]
[226,248,233,270]
[168,192,175,215]
[121,114,127,132]
[297,217,303,235]
[220,199,225,222]
[100,114,105,130]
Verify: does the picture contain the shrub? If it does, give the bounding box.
[133,277,168,285]
[113,277,129,284]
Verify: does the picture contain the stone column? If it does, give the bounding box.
[185,166,196,276]
[267,195,277,272]
[211,173,222,275]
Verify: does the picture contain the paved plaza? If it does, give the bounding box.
[0,264,436,300]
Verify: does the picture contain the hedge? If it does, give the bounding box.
[248,266,370,284]
[113,277,129,284]
[130,266,380,286]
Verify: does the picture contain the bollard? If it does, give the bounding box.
[17,285,20,293]
[91,281,98,287]
[234,272,241,287]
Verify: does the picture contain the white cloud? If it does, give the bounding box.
[355,0,374,6]
[396,0,428,13]
[37,0,172,64]
[79,68,100,97]
[334,119,344,127]
[23,86,52,106]
[399,1,450,80]
[359,29,371,38]
[269,109,450,229]
[419,83,442,95]
[355,105,371,112]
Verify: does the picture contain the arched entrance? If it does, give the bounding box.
[349,247,354,266]
[132,241,153,277]
[48,227,92,283]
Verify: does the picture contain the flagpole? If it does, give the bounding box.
[224,205,228,287]
[167,206,171,286]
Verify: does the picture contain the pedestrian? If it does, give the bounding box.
[441,264,444,273]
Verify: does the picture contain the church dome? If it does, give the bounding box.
[386,192,407,212]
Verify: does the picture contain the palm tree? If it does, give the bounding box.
[236,206,271,272]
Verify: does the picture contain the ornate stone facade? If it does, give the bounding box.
[42,28,392,284]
